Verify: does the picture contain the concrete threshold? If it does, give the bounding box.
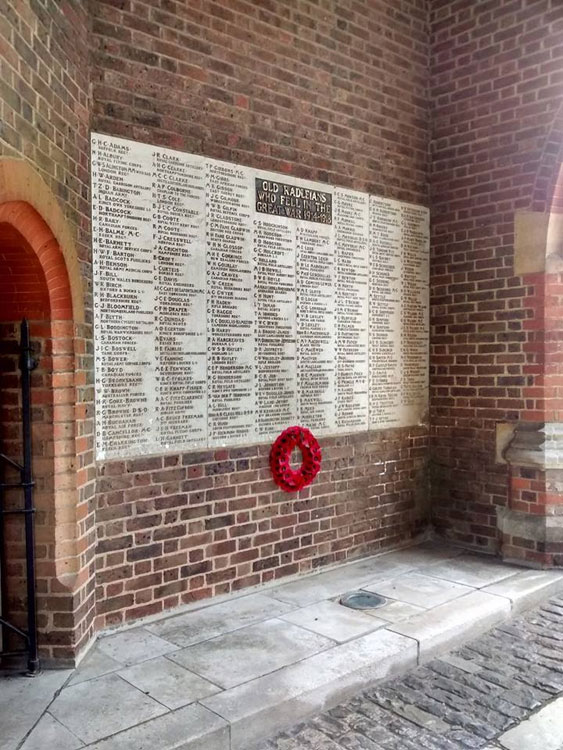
[6,543,563,750]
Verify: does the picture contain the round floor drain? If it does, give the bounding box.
[340,591,386,610]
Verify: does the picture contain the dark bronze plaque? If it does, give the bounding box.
[255,177,332,224]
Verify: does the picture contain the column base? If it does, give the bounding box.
[498,507,563,569]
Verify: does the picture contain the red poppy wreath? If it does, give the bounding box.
[269,426,322,492]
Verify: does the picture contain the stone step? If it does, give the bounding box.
[482,568,563,613]
[76,567,563,750]
[388,590,511,661]
[201,628,417,750]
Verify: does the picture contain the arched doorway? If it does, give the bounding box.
[0,159,95,667]
[0,199,84,666]
[0,220,52,669]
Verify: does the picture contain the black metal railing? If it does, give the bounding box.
[0,319,39,675]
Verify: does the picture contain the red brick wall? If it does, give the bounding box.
[96,429,428,626]
[91,0,432,628]
[4,0,562,656]
[429,0,563,554]
[0,1,95,663]
[91,0,428,200]
[0,224,51,321]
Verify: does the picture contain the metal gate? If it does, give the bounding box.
[0,319,39,675]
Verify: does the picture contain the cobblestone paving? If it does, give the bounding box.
[259,594,563,750]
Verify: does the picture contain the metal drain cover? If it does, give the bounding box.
[340,591,386,610]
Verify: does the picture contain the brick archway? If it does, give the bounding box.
[0,202,79,663]
[0,162,94,665]
[0,202,74,319]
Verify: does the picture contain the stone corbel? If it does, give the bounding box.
[503,422,563,470]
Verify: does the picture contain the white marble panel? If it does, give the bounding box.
[334,188,369,432]
[153,148,207,451]
[253,172,298,440]
[368,196,403,429]
[92,135,157,458]
[92,133,430,460]
[206,159,256,447]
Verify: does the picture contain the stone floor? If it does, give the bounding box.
[261,592,563,750]
[2,541,563,750]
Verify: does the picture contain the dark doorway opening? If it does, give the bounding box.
[0,320,39,674]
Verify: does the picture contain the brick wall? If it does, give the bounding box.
[0,1,91,250]
[429,0,563,556]
[91,0,428,200]
[91,0,432,628]
[95,429,428,626]
[0,0,95,663]
[0,224,51,320]
[1,0,559,658]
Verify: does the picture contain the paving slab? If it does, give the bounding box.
[266,558,413,607]
[20,712,84,750]
[497,695,563,750]
[420,554,523,588]
[85,704,229,750]
[482,569,563,613]
[330,553,422,583]
[96,627,179,666]
[0,668,72,750]
[365,599,425,623]
[68,647,122,686]
[364,572,473,608]
[169,618,332,688]
[48,672,167,744]
[118,655,221,709]
[202,628,417,749]
[146,593,294,647]
[263,546,465,609]
[280,600,386,642]
[388,589,511,660]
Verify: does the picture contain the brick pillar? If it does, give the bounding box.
[500,164,563,569]
[502,424,563,567]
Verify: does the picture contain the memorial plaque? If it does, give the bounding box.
[92,140,211,459]
[253,173,297,440]
[334,189,369,432]
[92,133,429,460]
[369,197,402,429]
[255,177,332,224]
[206,161,255,447]
[154,150,207,452]
[368,197,429,429]
[92,137,157,459]
[399,203,429,426]
[296,210,335,435]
